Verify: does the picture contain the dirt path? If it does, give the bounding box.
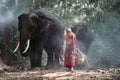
[0,69,119,80]
[0,59,119,80]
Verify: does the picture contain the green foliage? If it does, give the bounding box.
[1,0,119,27]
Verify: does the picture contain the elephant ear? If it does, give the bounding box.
[29,13,39,28]
[37,14,53,33]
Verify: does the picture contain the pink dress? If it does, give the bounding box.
[64,35,77,68]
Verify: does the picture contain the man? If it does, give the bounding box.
[62,28,77,71]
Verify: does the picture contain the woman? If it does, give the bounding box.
[62,28,77,71]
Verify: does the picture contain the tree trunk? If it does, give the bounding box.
[15,0,18,6]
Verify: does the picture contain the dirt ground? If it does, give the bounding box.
[0,57,120,80]
[0,66,120,80]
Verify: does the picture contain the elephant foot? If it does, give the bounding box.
[45,64,53,70]
[54,64,61,69]
[31,64,42,69]
[54,62,61,68]
[29,67,41,71]
[46,63,61,70]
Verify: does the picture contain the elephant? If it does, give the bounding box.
[71,24,94,69]
[71,24,94,54]
[14,10,65,68]
[0,25,17,66]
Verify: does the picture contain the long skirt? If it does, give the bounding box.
[64,44,76,68]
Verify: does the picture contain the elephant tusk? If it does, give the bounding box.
[13,42,20,53]
[22,39,30,53]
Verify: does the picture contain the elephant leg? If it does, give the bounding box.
[30,50,42,68]
[54,47,61,67]
[47,52,54,68]
[30,41,43,68]
[45,49,54,68]
[34,52,42,67]
[35,47,43,67]
[30,53,35,68]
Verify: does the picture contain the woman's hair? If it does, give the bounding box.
[66,28,72,32]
